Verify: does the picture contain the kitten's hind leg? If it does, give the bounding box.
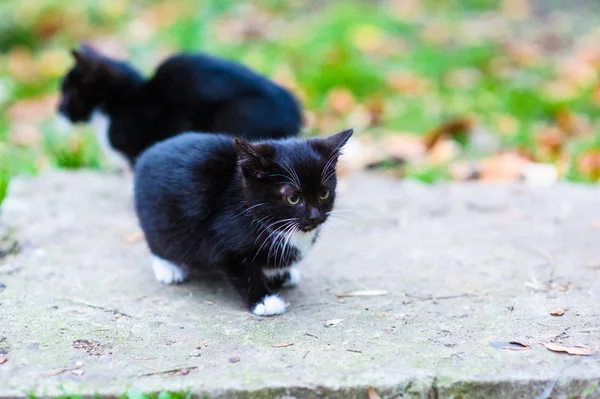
[151,255,189,285]
[224,263,287,316]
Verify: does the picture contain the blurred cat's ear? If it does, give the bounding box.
[235,139,275,179]
[70,44,115,76]
[310,128,354,159]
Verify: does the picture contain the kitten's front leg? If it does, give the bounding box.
[224,263,287,316]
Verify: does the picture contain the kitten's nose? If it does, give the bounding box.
[307,207,321,221]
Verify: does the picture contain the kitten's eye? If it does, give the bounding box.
[319,189,330,200]
[286,194,301,205]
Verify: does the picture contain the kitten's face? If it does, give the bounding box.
[236,129,353,233]
[58,46,110,122]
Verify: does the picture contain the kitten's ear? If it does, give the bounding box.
[310,128,354,159]
[70,44,114,75]
[235,138,275,179]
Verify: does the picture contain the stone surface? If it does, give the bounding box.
[1,171,600,398]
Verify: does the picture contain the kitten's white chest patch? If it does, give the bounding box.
[90,110,130,171]
[290,228,318,261]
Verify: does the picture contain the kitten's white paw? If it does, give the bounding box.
[252,295,287,316]
[282,266,301,287]
[151,255,188,285]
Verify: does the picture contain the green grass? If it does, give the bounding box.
[0,0,598,208]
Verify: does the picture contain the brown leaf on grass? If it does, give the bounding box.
[271,343,294,348]
[510,340,531,348]
[427,139,460,166]
[336,290,389,298]
[8,94,60,124]
[577,151,600,181]
[504,41,540,66]
[386,72,431,96]
[7,47,35,81]
[550,308,566,316]
[536,127,566,159]
[326,88,356,115]
[368,386,383,399]
[423,117,474,150]
[380,134,426,162]
[0,357,7,365]
[555,109,592,137]
[545,342,593,356]
[479,153,528,182]
[558,58,597,89]
[337,136,385,175]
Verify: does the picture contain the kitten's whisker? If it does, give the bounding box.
[279,222,298,268]
[271,159,300,190]
[281,159,301,189]
[233,202,264,218]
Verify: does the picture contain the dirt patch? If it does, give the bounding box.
[72,339,112,356]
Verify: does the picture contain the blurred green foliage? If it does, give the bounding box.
[0,0,599,201]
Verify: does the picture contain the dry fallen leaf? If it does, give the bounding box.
[326,87,356,115]
[229,356,240,363]
[204,300,215,305]
[502,345,531,351]
[324,319,342,327]
[550,308,566,316]
[545,342,593,356]
[71,369,84,377]
[0,357,7,365]
[368,386,383,399]
[510,340,531,348]
[271,343,294,348]
[336,290,389,297]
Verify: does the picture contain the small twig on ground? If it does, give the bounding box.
[136,357,158,360]
[346,349,362,353]
[139,363,159,371]
[58,298,132,318]
[302,351,310,360]
[271,343,294,348]
[405,293,473,301]
[303,333,318,339]
[135,366,198,378]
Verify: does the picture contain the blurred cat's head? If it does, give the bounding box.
[58,44,143,122]
[235,129,353,234]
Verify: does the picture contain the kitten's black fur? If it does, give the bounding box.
[58,44,303,167]
[134,129,353,315]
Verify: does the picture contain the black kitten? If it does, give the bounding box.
[134,129,353,315]
[58,44,303,169]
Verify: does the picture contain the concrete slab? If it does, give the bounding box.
[1,171,599,398]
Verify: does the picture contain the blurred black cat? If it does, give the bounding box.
[58,44,303,169]
[134,129,353,315]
